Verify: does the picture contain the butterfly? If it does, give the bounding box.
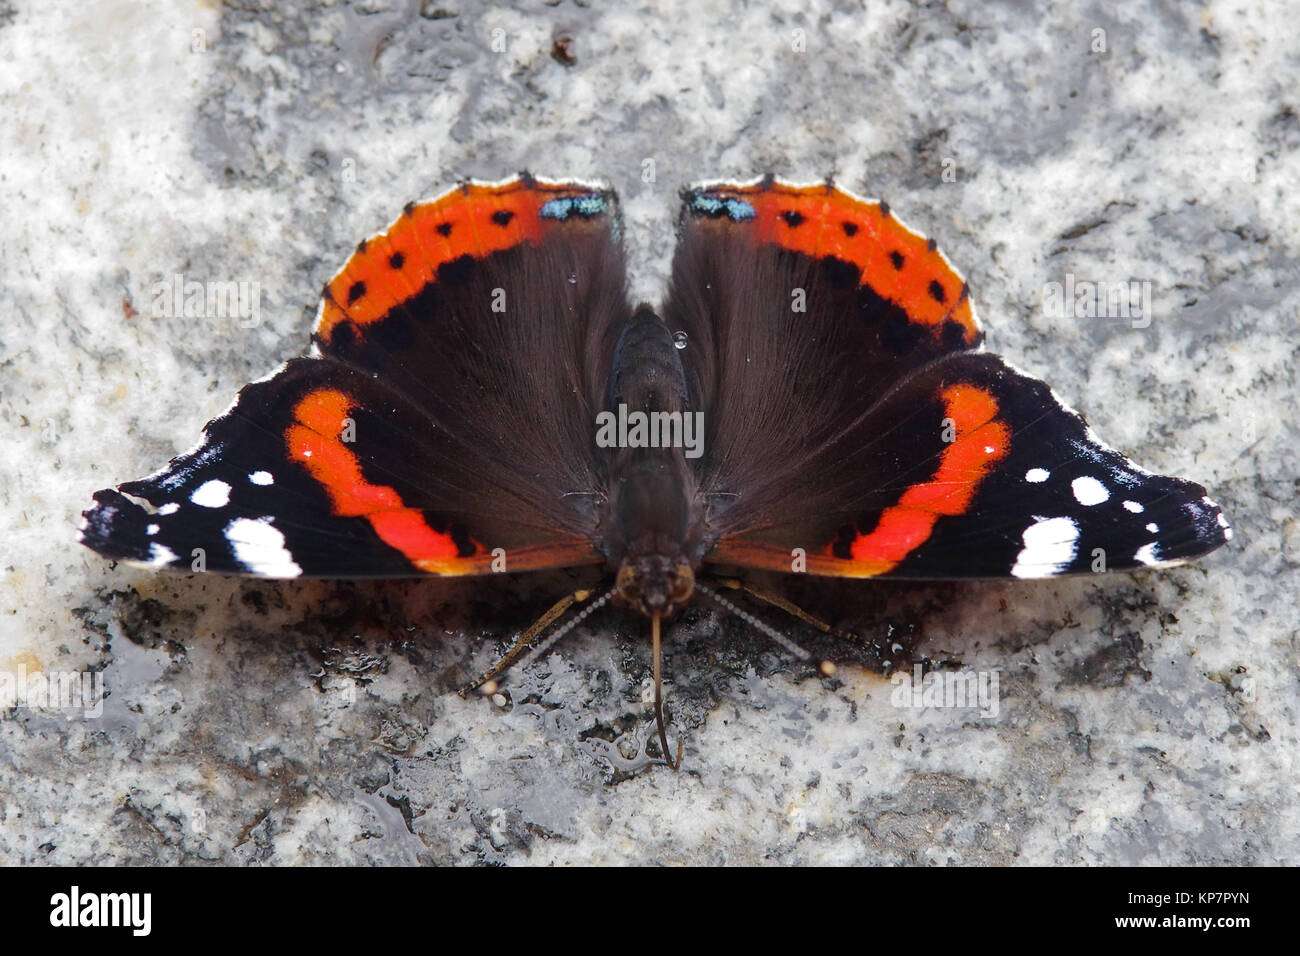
[80,174,1231,766]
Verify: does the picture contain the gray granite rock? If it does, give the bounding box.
[1,0,1295,865]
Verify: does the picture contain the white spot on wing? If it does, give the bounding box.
[1122,500,1144,513]
[1025,468,1049,483]
[249,471,274,486]
[1071,476,1109,506]
[225,517,302,578]
[191,479,231,508]
[1132,541,1188,569]
[1011,516,1080,578]
[146,524,160,536]
[1145,522,1159,533]
[148,543,177,566]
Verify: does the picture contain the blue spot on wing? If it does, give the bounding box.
[540,194,609,220]
[688,193,756,221]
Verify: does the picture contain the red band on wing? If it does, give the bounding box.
[286,388,478,573]
[285,387,606,575]
[842,385,1008,573]
[705,384,1007,577]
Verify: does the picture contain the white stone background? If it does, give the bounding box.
[1,0,1296,864]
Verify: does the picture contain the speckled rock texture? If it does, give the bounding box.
[1,0,1296,865]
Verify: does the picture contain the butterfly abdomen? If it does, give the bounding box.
[597,306,704,615]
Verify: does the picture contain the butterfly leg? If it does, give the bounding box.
[458,588,594,697]
[708,577,863,645]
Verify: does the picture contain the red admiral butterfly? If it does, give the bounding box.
[80,175,1231,765]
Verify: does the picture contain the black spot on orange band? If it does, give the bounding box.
[314,178,619,345]
[680,181,980,346]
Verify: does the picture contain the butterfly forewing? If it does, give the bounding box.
[81,176,628,578]
[669,180,1229,578]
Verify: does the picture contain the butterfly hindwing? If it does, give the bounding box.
[79,357,606,577]
[702,351,1230,578]
[81,176,626,578]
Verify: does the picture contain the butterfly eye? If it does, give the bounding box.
[669,564,695,604]
[615,563,639,603]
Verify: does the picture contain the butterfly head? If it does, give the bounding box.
[615,553,695,618]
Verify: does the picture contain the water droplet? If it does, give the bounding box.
[672,330,688,349]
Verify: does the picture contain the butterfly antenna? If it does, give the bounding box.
[517,585,618,672]
[651,610,682,770]
[695,582,837,677]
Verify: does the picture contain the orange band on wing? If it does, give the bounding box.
[842,384,1008,573]
[315,178,608,344]
[285,388,477,573]
[705,384,1007,578]
[690,180,978,344]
